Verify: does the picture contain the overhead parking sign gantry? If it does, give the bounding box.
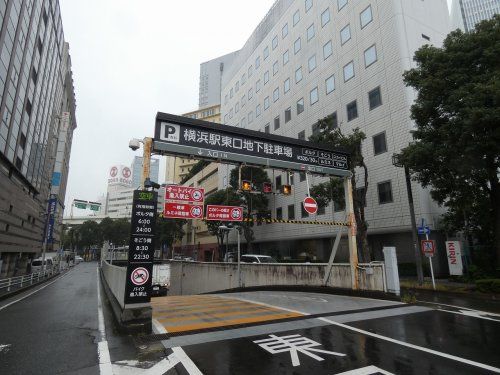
[152,112,359,289]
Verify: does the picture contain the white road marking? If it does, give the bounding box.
[439,308,500,322]
[421,300,500,317]
[0,344,11,353]
[96,268,114,375]
[0,271,69,311]
[113,354,179,375]
[335,365,394,374]
[152,318,204,375]
[319,317,500,373]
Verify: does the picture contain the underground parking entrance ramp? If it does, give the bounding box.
[151,294,304,334]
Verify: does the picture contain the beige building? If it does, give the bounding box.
[165,104,221,184]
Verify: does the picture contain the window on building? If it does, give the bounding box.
[276,207,283,219]
[343,61,354,82]
[256,79,261,93]
[248,111,254,124]
[256,104,261,117]
[323,40,333,60]
[248,87,253,100]
[264,96,270,110]
[241,117,247,128]
[282,23,289,38]
[265,123,270,133]
[321,8,330,27]
[295,67,303,83]
[305,0,313,12]
[307,23,315,41]
[25,99,32,116]
[364,44,377,67]
[347,100,358,121]
[264,70,269,84]
[284,77,290,93]
[298,130,305,140]
[378,181,393,204]
[293,10,300,26]
[297,98,304,114]
[241,73,246,84]
[241,94,246,107]
[276,175,282,189]
[294,37,301,54]
[369,86,382,109]
[340,24,351,44]
[248,65,253,77]
[235,81,239,92]
[274,115,280,130]
[273,87,279,102]
[273,61,279,75]
[272,35,278,50]
[264,46,270,60]
[373,132,387,155]
[325,74,335,94]
[360,5,373,28]
[288,204,295,220]
[255,56,260,69]
[285,107,292,123]
[308,55,317,72]
[235,102,239,113]
[310,86,319,105]
[283,50,289,65]
[338,0,348,11]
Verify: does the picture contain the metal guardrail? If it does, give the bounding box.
[0,268,59,293]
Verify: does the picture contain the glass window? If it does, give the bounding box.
[265,123,270,133]
[310,87,319,105]
[264,46,269,60]
[323,40,333,60]
[282,23,288,38]
[256,104,261,117]
[340,24,351,44]
[308,55,317,72]
[248,65,253,77]
[283,50,289,65]
[272,35,278,50]
[256,79,261,93]
[273,61,279,75]
[307,24,315,41]
[264,70,270,84]
[230,88,234,98]
[298,130,305,140]
[369,86,382,109]
[347,100,358,121]
[241,73,246,84]
[373,132,387,155]
[241,94,246,107]
[305,0,313,12]
[295,67,303,83]
[360,5,373,29]
[273,87,279,102]
[293,10,300,26]
[248,88,253,100]
[255,56,261,69]
[364,44,377,67]
[297,98,304,114]
[285,107,292,123]
[343,61,354,82]
[288,204,295,220]
[378,181,393,204]
[312,122,320,135]
[274,116,280,130]
[326,74,335,94]
[248,111,254,124]
[284,78,290,93]
[294,37,301,54]
[321,8,330,27]
[235,102,240,113]
[276,207,282,219]
[338,0,348,11]
[264,96,270,110]
[235,81,239,92]
[276,175,282,189]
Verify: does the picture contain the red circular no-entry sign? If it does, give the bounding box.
[303,196,318,214]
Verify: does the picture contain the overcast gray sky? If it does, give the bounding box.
[60,0,453,216]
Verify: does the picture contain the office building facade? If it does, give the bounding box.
[218,0,451,266]
[199,51,239,108]
[451,0,499,32]
[0,0,76,276]
[131,155,159,188]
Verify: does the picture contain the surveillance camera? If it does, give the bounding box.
[129,139,140,151]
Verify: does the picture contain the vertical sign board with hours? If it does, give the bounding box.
[124,190,158,305]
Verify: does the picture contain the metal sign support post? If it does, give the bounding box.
[425,232,436,290]
[343,176,359,290]
[141,137,153,189]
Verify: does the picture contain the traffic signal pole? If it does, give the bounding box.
[344,176,359,290]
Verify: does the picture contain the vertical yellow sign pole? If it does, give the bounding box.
[141,137,153,189]
[344,176,359,290]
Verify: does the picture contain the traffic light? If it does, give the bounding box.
[281,184,292,195]
[262,182,273,194]
[241,180,252,191]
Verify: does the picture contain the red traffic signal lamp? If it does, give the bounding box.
[262,182,273,194]
[281,184,292,195]
[241,180,252,191]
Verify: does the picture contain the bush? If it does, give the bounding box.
[475,279,500,294]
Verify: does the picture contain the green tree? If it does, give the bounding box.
[156,216,186,254]
[204,188,243,260]
[400,16,500,267]
[77,220,102,250]
[109,218,130,246]
[229,166,270,252]
[309,115,370,261]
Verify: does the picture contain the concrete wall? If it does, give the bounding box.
[168,261,385,296]
[102,261,126,308]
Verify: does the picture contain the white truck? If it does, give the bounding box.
[151,263,170,296]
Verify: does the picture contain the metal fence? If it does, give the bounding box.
[0,268,59,294]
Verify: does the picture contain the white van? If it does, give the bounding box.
[31,257,55,273]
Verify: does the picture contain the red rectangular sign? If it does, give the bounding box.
[206,205,243,221]
[164,185,205,203]
[421,239,436,257]
[163,202,204,219]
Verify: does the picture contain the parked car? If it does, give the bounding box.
[74,256,84,264]
[240,254,278,263]
[31,257,55,273]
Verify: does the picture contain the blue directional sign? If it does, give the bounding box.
[417,226,431,235]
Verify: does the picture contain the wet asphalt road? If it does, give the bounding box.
[0,262,100,375]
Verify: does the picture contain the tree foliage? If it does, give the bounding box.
[400,16,500,266]
[156,217,186,249]
[309,114,370,261]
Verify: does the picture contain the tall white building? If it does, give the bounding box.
[216,0,451,265]
[450,0,499,32]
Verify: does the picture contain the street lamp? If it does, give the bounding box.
[219,225,241,288]
[392,153,424,285]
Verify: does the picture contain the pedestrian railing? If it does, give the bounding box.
[0,268,59,294]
